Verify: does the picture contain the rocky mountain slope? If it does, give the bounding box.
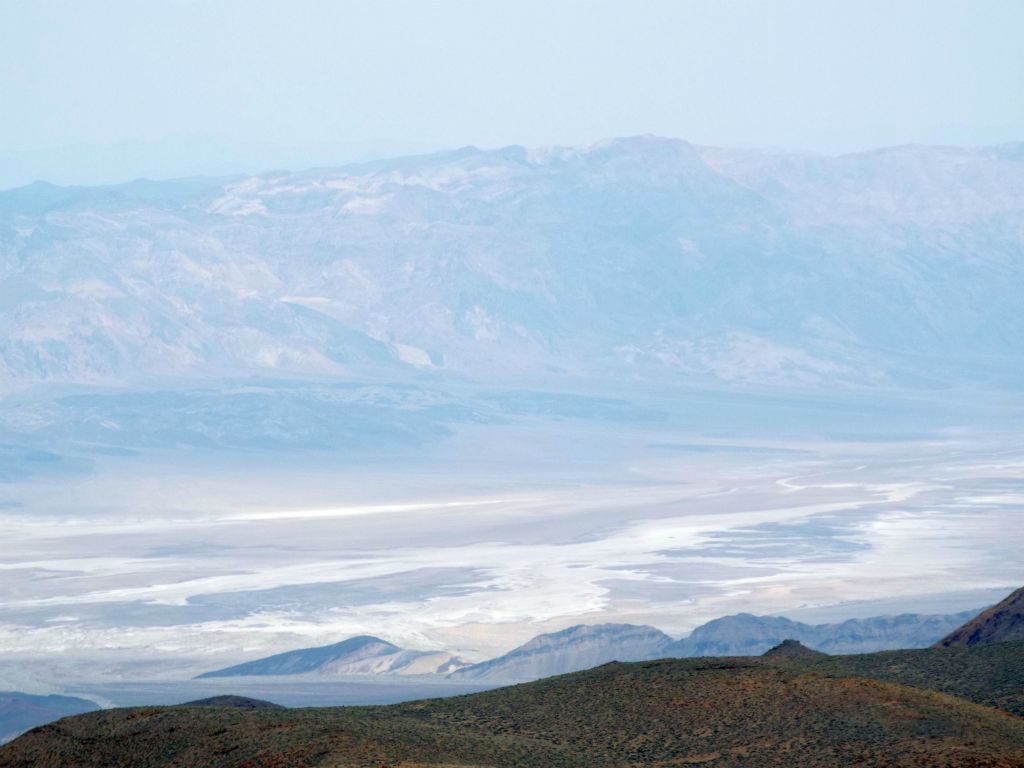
[449,623,674,683]
[196,635,464,678]
[937,586,1024,648]
[5,648,1024,768]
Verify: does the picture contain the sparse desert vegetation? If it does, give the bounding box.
[4,647,1024,768]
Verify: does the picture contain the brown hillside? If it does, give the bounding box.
[3,658,1024,768]
[938,587,1024,648]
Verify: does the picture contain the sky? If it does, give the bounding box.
[1,0,1023,187]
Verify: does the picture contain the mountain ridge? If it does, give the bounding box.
[936,587,1024,648]
[194,609,979,682]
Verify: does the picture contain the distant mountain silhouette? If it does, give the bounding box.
[935,587,1024,648]
[197,609,981,684]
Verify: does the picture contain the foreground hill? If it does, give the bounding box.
[782,640,1024,717]
[5,651,1024,768]
[937,587,1024,648]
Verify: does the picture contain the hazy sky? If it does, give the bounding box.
[2,0,1023,187]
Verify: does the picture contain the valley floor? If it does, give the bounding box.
[2,421,1021,691]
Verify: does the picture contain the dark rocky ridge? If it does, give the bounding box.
[937,586,1024,648]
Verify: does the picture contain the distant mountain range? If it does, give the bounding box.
[195,608,981,683]
[4,137,1023,461]
[665,610,977,657]
[3,137,1024,396]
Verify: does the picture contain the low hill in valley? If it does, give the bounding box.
[762,638,826,658]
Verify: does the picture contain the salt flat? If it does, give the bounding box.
[1,406,1020,690]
